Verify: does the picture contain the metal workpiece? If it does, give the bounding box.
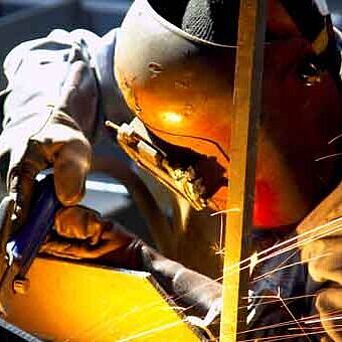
[5,257,204,342]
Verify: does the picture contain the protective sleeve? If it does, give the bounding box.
[1,28,105,142]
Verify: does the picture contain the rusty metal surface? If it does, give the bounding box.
[220,0,267,341]
[4,257,202,342]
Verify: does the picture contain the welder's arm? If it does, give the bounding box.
[297,181,342,341]
[0,30,100,229]
[40,206,222,317]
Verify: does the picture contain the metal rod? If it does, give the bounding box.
[219,0,267,341]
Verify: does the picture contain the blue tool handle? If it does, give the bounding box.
[6,175,61,277]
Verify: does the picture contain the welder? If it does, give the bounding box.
[0,0,341,340]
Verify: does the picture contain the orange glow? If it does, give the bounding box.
[162,111,183,124]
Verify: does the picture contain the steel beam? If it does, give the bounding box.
[220,0,267,341]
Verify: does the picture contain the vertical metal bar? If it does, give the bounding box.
[219,0,266,341]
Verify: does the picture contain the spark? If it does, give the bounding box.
[66,217,342,341]
[234,309,342,341]
[179,217,342,317]
[304,313,342,325]
[214,307,342,342]
[61,303,118,341]
[211,211,226,256]
[171,217,342,313]
[242,287,310,341]
[251,250,298,282]
[235,313,321,337]
[216,213,341,283]
[236,326,342,342]
[115,215,339,324]
[315,153,342,162]
[328,133,342,144]
[211,242,225,256]
[237,327,314,341]
[239,293,317,311]
[116,320,184,341]
[210,208,241,216]
[274,287,311,341]
[62,297,178,341]
[118,308,324,342]
[81,304,186,342]
[241,217,342,276]
[290,323,342,331]
[251,252,331,283]
[221,217,341,278]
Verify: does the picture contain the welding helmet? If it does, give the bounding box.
[114,0,235,210]
[114,0,342,228]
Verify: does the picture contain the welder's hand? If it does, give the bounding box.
[40,205,222,319]
[297,181,342,283]
[40,206,139,262]
[296,181,342,341]
[315,288,342,342]
[0,37,98,231]
[0,110,91,229]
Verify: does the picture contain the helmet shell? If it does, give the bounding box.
[115,0,342,228]
[115,0,235,176]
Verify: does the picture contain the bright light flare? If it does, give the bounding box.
[162,111,183,124]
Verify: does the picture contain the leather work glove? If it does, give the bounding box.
[40,205,222,318]
[40,206,141,265]
[296,181,342,341]
[0,33,98,231]
[0,110,92,229]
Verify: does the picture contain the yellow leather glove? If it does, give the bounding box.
[297,181,342,341]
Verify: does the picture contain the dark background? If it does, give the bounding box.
[0,0,341,89]
[329,0,342,13]
[0,0,133,89]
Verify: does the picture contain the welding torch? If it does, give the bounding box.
[0,174,60,314]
